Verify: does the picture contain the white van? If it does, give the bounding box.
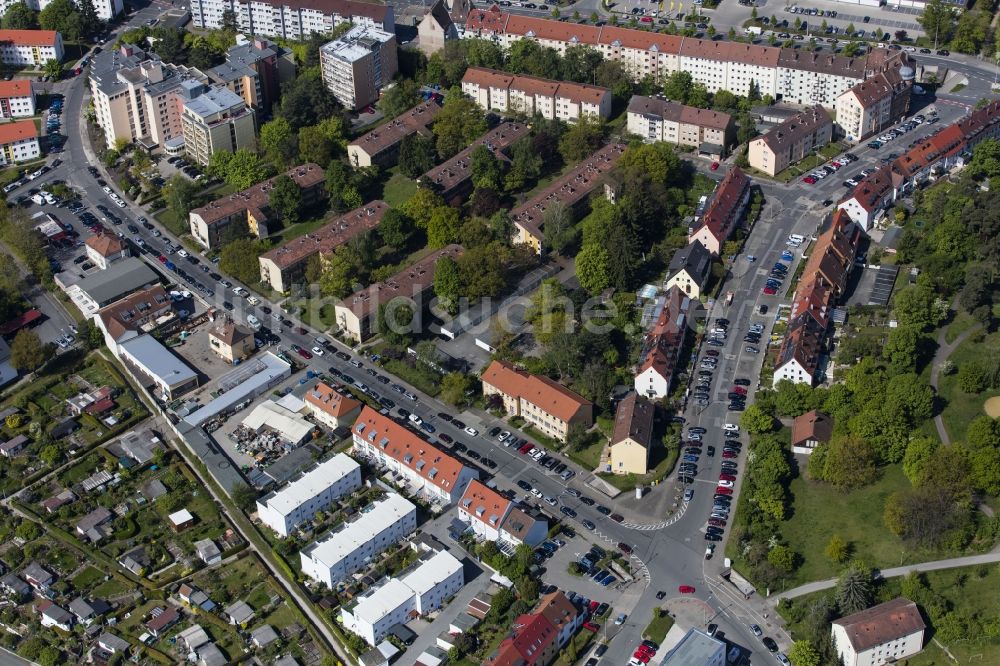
[788,234,805,244]
[246,314,261,330]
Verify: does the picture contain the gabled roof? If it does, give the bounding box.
[459,479,512,529]
[481,360,591,422]
[209,319,253,346]
[833,597,925,652]
[637,286,689,379]
[463,66,610,105]
[500,507,542,541]
[755,105,831,154]
[0,29,59,47]
[190,163,324,226]
[789,278,832,329]
[304,382,362,418]
[348,100,441,157]
[84,234,126,258]
[96,284,172,342]
[535,591,577,634]
[610,392,654,449]
[627,95,733,132]
[791,409,833,446]
[0,119,36,145]
[667,240,712,285]
[0,79,32,98]
[691,166,750,244]
[259,200,388,270]
[776,313,825,377]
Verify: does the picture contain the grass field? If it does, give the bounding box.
[943,311,979,344]
[71,565,105,590]
[381,172,419,207]
[936,329,1000,444]
[643,610,675,644]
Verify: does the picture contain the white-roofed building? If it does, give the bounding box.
[340,550,463,645]
[240,401,315,447]
[117,334,199,400]
[256,453,362,537]
[300,493,417,588]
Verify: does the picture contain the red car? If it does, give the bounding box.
[763,286,778,295]
[710,161,720,171]
[635,645,654,657]
[731,386,748,395]
[583,621,600,632]
[296,347,313,360]
[803,176,817,184]
[678,585,696,594]
[157,255,167,263]
[640,15,652,22]
[715,486,733,495]
[708,518,726,527]
[633,650,652,663]
[518,443,533,454]
[589,600,600,614]
[610,513,625,523]
[719,474,737,482]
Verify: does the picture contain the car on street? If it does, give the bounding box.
[678,585,695,594]
[615,613,627,625]
[763,637,779,652]
[581,519,596,530]
[750,624,763,637]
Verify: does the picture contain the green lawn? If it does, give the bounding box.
[564,435,605,471]
[381,172,418,207]
[777,465,914,586]
[936,329,1000,444]
[382,358,441,397]
[154,207,187,237]
[642,609,675,644]
[71,565,105,590]
[944,311,979,344]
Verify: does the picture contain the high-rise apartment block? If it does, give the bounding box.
[319,25,397,110]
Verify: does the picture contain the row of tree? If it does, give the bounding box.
[2,0,99,43]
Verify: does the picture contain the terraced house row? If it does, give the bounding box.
[461,66,612,122]
[463,6,910,107]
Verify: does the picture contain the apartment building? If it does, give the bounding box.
[481,360,593,442]
[258,200,388,292]
[347,99,441,168]
[0,30,63,67]
[634,286,690,399]
[607,391,655,476]
[512,142,625,253]
[319,25,397,110]
[303,381,362,430]
[256,453,362,537]
[748,105,833,176]
[89,45,207,150]
[180,85,257,166]
[300,492,417,588]
[207,38,296,116]
[340,550,463,645]
[835,66,913,143]
[207,319,256,362]
[626,95,733,157]
[351,406,477,505]
[334,244,463,342]
[486,592,579,666]
[420,121,529,202]
[189,0,394,39]
[832,598,925,666]
[688,166,751,255]
[84,234,129,270]
[0,120,39,165]
[458,479,512,542]
[0,80,34,118]
[461,66,612,122]
[840,99,1000,230]
[664,239,712,299]
[189,163,326,250]
[93,285,173,355]
[417,0,468,55]
[463,7,908,106]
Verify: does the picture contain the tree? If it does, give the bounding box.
[575,244,610,295]
[787,640,821,666]
[541,201,577,255]
[39,444,61,466]
[268,174,302,225]
[740,403,775,434]
[398,132,437,178]
[823,436,879,491]
[14,521,40,541]
[427,206,461,248]
[221,8,239,31]
[3,3,37,29]
[378,208,413,252]
[259,117,296,167]
[836,565,874,615]
[505,135,544,192]
[958,362,988,393]
[903,437,938,485]
[471,144,505,191]
[219,238,264,285]
[825,535,849,564]
[164,174,201,220]
[767,545,797,572]
[376,301,414,346]
[37,647,61,666]
[434,255,461,313]
[218,149,270,190]
[917,0,956,47]
[378,78,422,119]
[278,68,338,130]
[433,91,487,159]
[883,325,923,374]
[663,70,693,103]
[230,484,257,512]
[402,188,446,228]
[9,329,45,372]
[558,116,604,162]
[298,116,345,166]
[441,372,474,405]
[884,486,966,546]
[41,58,62,81]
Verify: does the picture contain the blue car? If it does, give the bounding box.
[773,263,788,272]
[683,455,699,462]
[420,422,436,433]
[601,575,617,586]
[592,569,606,581]
[781,252,794,261]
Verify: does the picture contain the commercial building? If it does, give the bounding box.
[512,142,625,253]
[189,163,326,250]
[0,30,63,67]
[626,95,733,158]
[420,121,529,202]
[94,285,173,355]
[463,7,908,106]
[76,258,160,310]
[189,0,394,39]
[334,244,463,342]
[182,353,291,427]
[340,550,464,645]
[481,360,593,442]
[116,334,199,400]
[258,200,388,292]
[347,99,441,168]
[832,598,925,666]
[0,119,39,165]
[207,38,296,116]
[319,26,397,110]
[749,105,833,176]
[607,392,655,475]
[207,319,256,363]
[256,453,362,537]
[458,479,512,541]
[461,67,612,122]
[84,234,129,270]
[839,100,1000,230]
[0,79,34,118]
[688,166,751,255]
[180,85,257,166]
[352,406,477,505]
[634,286,690,399]
[300,492,417,588]
[662,628,726,666]
[664,240,712,299]
[835,66,913,143]
[240,400,316,445]
[303,381,363,430]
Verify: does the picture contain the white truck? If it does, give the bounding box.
[745,25,762,36]
[246,314,261,331]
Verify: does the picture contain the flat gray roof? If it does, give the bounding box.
[183,352,291,427]
[77,258,159,305]
[663,629,725,665]
[118,334,197,388]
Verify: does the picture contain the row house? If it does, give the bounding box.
[0,30,64,67]
[420,121,529,202]
[461,67,612,122]
[255,453,362,537]
[485,591,580,666]
[347,99,441,168]
[687,166,751,255]
[634,286,691,399]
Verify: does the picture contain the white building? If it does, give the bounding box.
[240,401,315,447]
[19,0,123,21]
[832,598,925,666]
[303,381,363,430]
[180,85,257,166]
[256,454,362,538]
[340,550,463,645]
[352,407,477,506]
[834,67,912,143]
[0,79,34,118]
[319,25,397,110]
[0,29,64,67]
[662,628,725,666]
[457,480,512,542]
[117,334,199,400]
[0,119,39,165]
[300,493,417,588]
[189,0,394,39]
[461,66,612,122]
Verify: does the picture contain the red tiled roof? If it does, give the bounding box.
[341,245,463,320]
[0,79,31,98]
[481,360,592,423]
[459,479,512,530]
[691,166,750,243]
[791,409,833,447]
[833,598,925,652]
[259,201,388,270]
[348,99,441,157]
[0,119,36,145]
[84,234,125,257]
[627,96,733,132]
[637,286,688,379]
[0,30,59,47]
[305,382,362,418]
